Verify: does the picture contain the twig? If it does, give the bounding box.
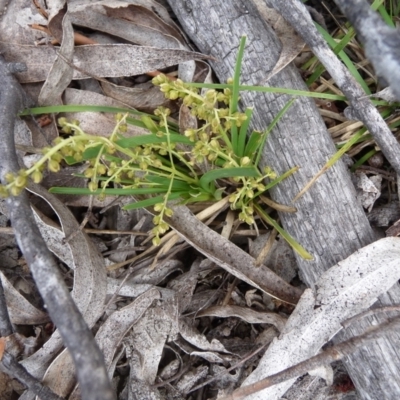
[219,316,400,400]
[0,350,64,400]
[0,56,114,400]
[333,0,400,101]
[342,305,400,329]
[188,342,269,394]
[266,0,400,176]
[0,280,13,337]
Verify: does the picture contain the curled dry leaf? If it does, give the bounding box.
[242,237,400,400]
[355,172,382,212]
[196,305,287,332]
[69,1,184,48]
[124,290,179,384]
[179,319,230,354]
[21,183,107,380]
[43,288,161,398]
[0,271,49,325]
[2,44,212,83]
[38,5,74,105]
[253,0,305,84]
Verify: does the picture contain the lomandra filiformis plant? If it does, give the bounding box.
[2,37,312,258]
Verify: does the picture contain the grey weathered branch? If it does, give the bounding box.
[166,0,400,398]
[0,351,64,400]
[0,279,12,337]
[0,55,114,400]
[267,0,400,177]
[333,0,400,101]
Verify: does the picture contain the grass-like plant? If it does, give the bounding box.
[2,36,324,258]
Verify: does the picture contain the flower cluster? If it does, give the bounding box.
[1,75,281,247]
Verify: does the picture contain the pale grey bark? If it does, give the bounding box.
[166,0,400,398]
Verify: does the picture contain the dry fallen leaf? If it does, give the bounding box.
[0,271,49,325]
[20,183,107,381]
[196,305,287,332]
[242,237,400,399]
[253,0,305,83]
[1,43,213,83]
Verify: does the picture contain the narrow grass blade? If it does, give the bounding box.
[255,204,313,260]
[199,166,261,192]
[230,35,247,154]
[293,129,365,202]
[306,27,355,86]
[351,149,377,172]
[82,144,104,160]
[244,130,262,159]
[237,107,253,158]
[19,104,144,116]
[146,175,193,191]
[255,99,296,166]
[49,186,171,195]
[122,192,185,210]
[264,166,299,191]
[315,23,371,94]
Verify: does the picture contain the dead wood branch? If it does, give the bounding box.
[333,0,400,101]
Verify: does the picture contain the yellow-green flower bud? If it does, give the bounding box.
[73,152,83,162]
[97,164,107,175]
[154,203,163,212]
[158,222,169,234]
[164,208,173,217]
[0,185,8,198]
[159,83,171,93]
[151,74,164,85]
[4,173,14,183]
[228,194,237,203]
[52,153,63,163]
[58,117,67,126]
[153,159,163,168]
[119,123,128,133]
[139,161,148,170]
[168,90,179,100]
[10,185,23,197]
[240,157,251,166]
[48,160,60,173]
[88,181,98,192]
[84,168,94,178]
[246,189,254,198]
[32,170,43,184]
[152,235,161,246]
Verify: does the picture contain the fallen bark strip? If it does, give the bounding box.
[0,55,114,400]
[166,0,400,398]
